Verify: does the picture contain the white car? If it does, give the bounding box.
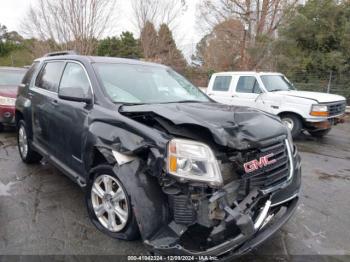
[207,72,347,137]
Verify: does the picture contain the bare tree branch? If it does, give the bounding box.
[21,0,117,55]
[131,0,187,33]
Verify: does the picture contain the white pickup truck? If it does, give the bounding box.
[207,72,347,137]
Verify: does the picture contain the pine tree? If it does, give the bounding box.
[140,21,158,59]
[97,32,142,58]
[157,24,186,72]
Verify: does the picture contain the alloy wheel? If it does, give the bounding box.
[18,125,28,159]
[91,174,129,232]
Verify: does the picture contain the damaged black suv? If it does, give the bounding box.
[16,52,301,258]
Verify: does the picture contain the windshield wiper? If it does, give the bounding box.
[269,89,284,92]
[117,102,146,106]
[172,100,203,103]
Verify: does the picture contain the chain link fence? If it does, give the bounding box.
[286,71,350,103]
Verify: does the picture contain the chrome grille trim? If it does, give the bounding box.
[327,101,346,117]
[260,139,294,195]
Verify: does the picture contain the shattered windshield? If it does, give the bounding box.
[93,63,209,104]
[261,75,296,92]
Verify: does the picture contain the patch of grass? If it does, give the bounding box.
[0,49,34,67]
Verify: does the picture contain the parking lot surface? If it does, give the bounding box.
[0,120,349,259]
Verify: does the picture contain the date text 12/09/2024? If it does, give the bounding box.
[127,256,219,261]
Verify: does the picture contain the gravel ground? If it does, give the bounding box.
[0,120,349,260]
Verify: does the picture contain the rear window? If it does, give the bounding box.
[35,62,65,92]
[22,62,40,86]
[0,69,26,86]
[212,76,232,92]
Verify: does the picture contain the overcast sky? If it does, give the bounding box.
[0,0,202,58]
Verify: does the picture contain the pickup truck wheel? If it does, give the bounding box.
[309,128,331,138]
[0,123,3,132]
[86,165,139,240]
[17,120,42,163]
[280,114,302,138]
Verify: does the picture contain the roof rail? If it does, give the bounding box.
[44,50,78,57]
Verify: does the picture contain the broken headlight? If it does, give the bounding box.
[167,139,223,187]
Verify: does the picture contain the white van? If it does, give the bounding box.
[207,72,347,137]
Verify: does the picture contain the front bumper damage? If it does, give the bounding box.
[305,114,346,131]
[144,149,301,259]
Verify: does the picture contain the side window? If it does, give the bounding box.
[236,76,261,94]
[59,63,90,96]
[35,62,65,92]
[22,62,40,85]
[212,76,232,92]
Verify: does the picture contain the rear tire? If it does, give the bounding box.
[17,120,42,163]
[0,124,3,132]
[309,128,331,138]
[280,114,303,138]
[86,164,140,240]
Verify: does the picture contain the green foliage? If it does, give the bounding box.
[275,0,350,100]
[0,24,21,57]
[276,0,350,76]
[0,48,34,67]
[97,32,142,58]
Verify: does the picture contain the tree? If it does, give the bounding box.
[131,0,187,33]
[157,24,187,72]
[198,0,298,69]
[21,0,117,55]
[275,0,349,77]
[192,19,244,71]
[0,24,21,57]
[118,32,142,58]
[97,32,142,58]
[140,21,158,59]
[275,0,350,100]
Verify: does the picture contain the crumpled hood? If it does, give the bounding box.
[276,90,346,103]
[120,102,288,150]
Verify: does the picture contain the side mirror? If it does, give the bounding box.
[58,87,92,104]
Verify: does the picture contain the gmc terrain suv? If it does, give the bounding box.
[16,52,301,258]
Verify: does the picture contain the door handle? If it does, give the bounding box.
[51,99,58,106]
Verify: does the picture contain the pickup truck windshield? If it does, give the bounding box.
[93,63,209,104]
[261,75,295,92]
[0,70,25,86]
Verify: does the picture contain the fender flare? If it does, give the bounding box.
[112,159,170,240]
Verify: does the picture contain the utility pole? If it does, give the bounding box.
[327,71,332,93]
[240,23,249,70]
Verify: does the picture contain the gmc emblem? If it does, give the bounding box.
[244,153,277,174]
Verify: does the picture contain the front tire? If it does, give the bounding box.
[280,114,303,138]
[309,128,331,138]
[86,165,140,240]
[17,120,42,163]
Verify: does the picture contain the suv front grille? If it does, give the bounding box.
[328,101,346,117]
[240,139,291,192]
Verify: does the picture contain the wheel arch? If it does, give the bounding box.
[278,111,305,125]
[15,110,24,126]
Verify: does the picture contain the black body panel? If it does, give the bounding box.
[15,55,301,258]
